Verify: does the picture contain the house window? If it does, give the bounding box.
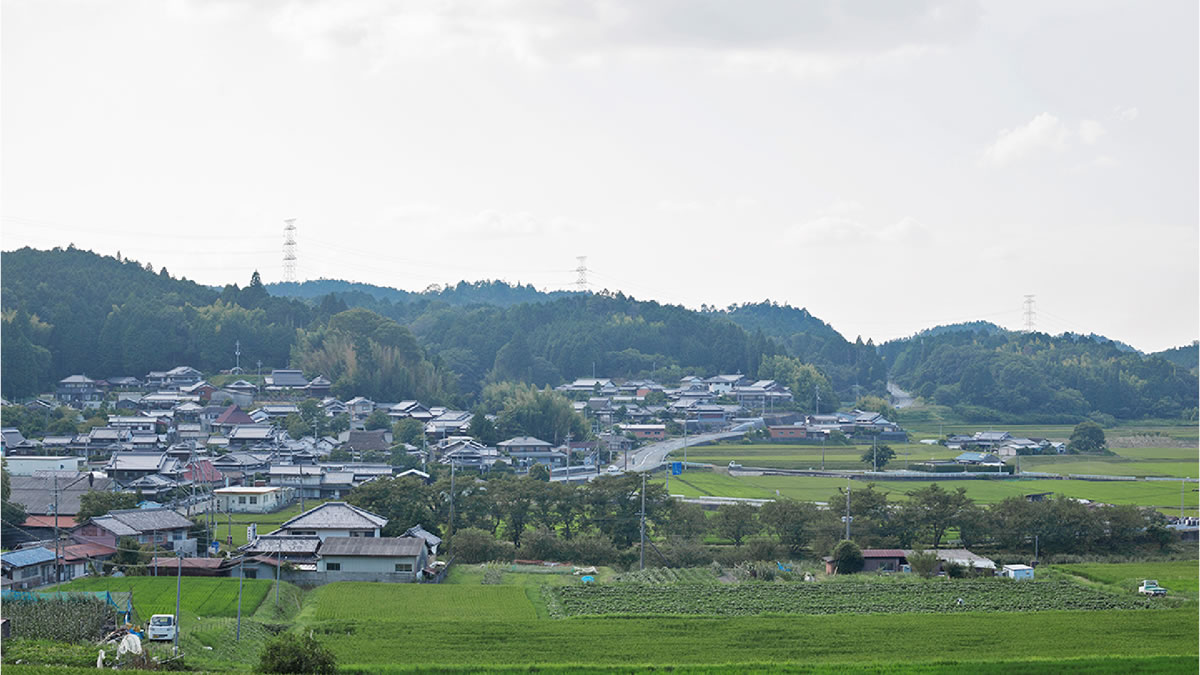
[394,563,413,573]
[249,496,258,504]
[172,531,183,540]
[239,496,247,504]
[349,530,372,537]
[326,562,341,571]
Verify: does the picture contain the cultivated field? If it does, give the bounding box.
[550,578,1156,617]
[1050,561,1199,598]
[660,471,1200,515]
[302,582,539,621]
[54,576,272,619]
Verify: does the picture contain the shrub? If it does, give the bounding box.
[907,550,939,578]
[449,528,512,564]
[829,540,864,575]
[562,535,619,566]
[258,632,336,674]
[743,535,779,562]
[518,528,562,561]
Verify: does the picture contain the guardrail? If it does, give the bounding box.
[1067,474,1137,481]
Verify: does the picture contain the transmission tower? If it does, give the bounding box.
[1023,294,1036,332]
[575,256,589,291]
[282,218,298,283]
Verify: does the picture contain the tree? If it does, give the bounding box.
[712,502,760,546]
[108,535,148,574]
[259,632,337,675]
[759,499,820,556]
[347,476,433,537]
[829,540,864,574]
[364,409,392,431]
[1068,420,1107,453]
[527,463,551,482]
[77,490,137,522]
[468,412,500,445]
[907,550,940,578]
[860,444,895,470]
[661,500,708,541]
[903,484,973,549]
[392,418,425,446]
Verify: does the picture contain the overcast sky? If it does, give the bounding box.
[3,0,1197,352]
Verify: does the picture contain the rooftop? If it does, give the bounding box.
[319,536,424,558]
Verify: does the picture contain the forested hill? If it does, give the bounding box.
[1,248,876,406]
[267,279,577,307]
[4,247,1194,422]
[1153,342,1199,374]
[880,330,1198,422]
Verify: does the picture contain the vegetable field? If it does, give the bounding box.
[611,567,722,584]
[550,579,1157,617]
[55,577,271,618]
[305,582,537,621]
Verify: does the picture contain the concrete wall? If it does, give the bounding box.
[4,457,84,476]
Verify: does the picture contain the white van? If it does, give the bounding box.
[147,614,177,641]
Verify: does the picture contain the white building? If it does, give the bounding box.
[214,486,293,513]
[3,456,84,476]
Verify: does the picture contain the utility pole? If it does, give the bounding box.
[236,561,244,641]
[153,529,158,576]
[274,549,280,608]
[821,433,826,471]
[173,551,182,655]
[53,474,60,587]
[814,385,820,416]
[872,436,878,472]
[843,479,852,540]
[639,472,647,571]
[1182,480,1186,518]
[448,462,456,544]
[682,419,687,472]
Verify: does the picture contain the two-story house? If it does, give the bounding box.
[271,501,387,540]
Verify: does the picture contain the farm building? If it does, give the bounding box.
[823,549,997,575]
[3,456,84,476]
[1,547,58,590]
[1001,564,1035,580]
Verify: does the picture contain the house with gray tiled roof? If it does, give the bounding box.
[272,501,387,541]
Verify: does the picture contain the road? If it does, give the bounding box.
[621,431,746,473]
[887,381,916,409]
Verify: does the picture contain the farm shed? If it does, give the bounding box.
[1,547,57,590]
[1001,564,1035,580]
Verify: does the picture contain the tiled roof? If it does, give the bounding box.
[319,536,424,557]
[279,502,387,531]
[239,535,322,555]
[214,405,256,426]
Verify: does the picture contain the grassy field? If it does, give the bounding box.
[302,582,539,621]
[313,609,1198,669]
[1049,561,1199,598]
[659,471,1200,515]
[54,576,272,619]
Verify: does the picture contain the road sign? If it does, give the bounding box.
[671,461,682,475]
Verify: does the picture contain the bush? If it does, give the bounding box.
[258,632,337,674]
[518,528,562,561]
[562,535,619,566]
[907,550,939,578]
[449,528,513,564]
[829,540,864,575]
[743,535,779,562]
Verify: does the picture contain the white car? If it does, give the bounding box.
[146,614,176,641]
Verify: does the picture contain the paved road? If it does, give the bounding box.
[620,431,745,473]
[887,381,916,409]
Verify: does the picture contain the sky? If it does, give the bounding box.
[2,0,1197,352]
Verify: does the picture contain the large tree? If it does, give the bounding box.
[77,490,137,522]
[1068,421,1107,453]
[712,502,760,547]
[902,483,973,549]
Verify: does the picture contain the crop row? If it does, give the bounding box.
[611,567,721,585]
[551,579,1158,617]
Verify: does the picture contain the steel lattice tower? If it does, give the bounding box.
[282,218,298,282]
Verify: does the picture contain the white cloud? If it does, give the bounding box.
[981,112,1069,167]
[1115,106,1140,121]
[789,207,928,247]
[1079,119,1105,144]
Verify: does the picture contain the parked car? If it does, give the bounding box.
[147,614,177,640]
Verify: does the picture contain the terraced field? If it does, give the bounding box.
[54,576,272,618]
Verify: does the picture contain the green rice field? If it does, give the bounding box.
[301,582,539,622]
[53,576,272,618]
[659,471,1200,515]
[1049,561,1199,598]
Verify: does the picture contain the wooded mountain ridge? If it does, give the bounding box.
[2,247,1195,422]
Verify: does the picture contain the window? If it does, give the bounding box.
[238,496,247,504]
[249,496,258,504]
[326,562,341,571]
[349,530,372,537]
[394,563,413,573]
[172,531,183,540]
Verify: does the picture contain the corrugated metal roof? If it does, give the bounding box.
[319,536,423,557]
[1,547,57,567]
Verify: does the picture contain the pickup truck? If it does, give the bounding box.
[1138,580,1168,596]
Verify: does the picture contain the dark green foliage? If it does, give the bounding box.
[861,444,895,469]
[830,540,864,574]
[907,550,940,578]
[76,490,137,521]
[1068,420,1107,453]
[527,463,550,481]
[449,528,515,564]
[711,502,760,546]
[258,632,337,675]
[882,328,1197,421]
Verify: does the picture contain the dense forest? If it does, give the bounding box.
[2,247,1195,421]
[880,326,1198,422]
